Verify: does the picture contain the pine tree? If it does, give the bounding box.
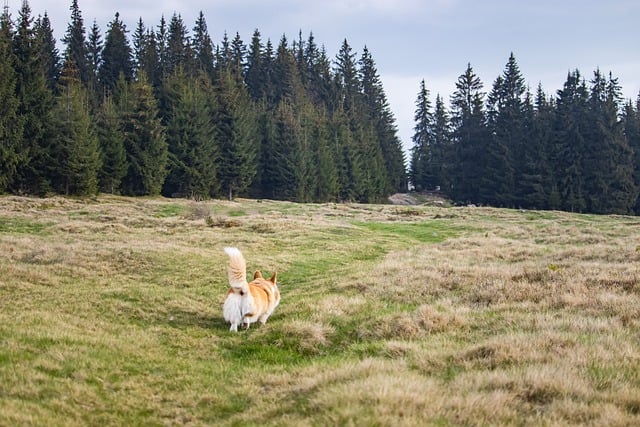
[191,11,214,79]
[333,39,370,201]
[133,20,160,88]
[583,70,636,213]
[269,99,317,202]
[99,13,133,94]
[302,32,333,107]
[311,106,339,202]
[410,79,434,191]
[50,61,101,195]
[165,13,191,76]
[62,0,90,86]
[483,53,525,206]
[432,94,452,191]
[86,19,102,97]
[215,69,257,200]
[156,16,168,84]
[0,6,23,192]
[551,70,588,212]
[359,46,406,194]
[163,69,219,199]
[517,86,551,209]
[448,63,487,203]
[622,95,640,213]
[13,0,56,194]
[246,29,266,101]
[34,13,60,91]
[272,35,299,104]
[269,98,301,200]
[117,72,168,195]
[97,95,127,194]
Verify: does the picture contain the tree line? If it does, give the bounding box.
[410,53,640,214]
[0,1,407,202]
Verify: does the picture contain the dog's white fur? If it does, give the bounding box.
[223,247,280,332]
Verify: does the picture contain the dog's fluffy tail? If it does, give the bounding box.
[224,247,248,292]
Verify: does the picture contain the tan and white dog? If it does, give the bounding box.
[223,247,280,332]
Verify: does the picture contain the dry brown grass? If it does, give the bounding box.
[1,196,639,426]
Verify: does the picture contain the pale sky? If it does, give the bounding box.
[12,0,640,153]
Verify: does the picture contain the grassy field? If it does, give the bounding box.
[1,195,639,426]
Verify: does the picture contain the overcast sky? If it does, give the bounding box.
[12,0,640,152]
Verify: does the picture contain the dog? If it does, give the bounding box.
[223,247,280,332]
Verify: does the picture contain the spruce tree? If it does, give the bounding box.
[165,13,191,76]
[272,35,299,104]
[333,39,368,201]
[34,13,60,91]
[97,95,127,194]
[117,72,168,195]
[583,70,636,213]
[311,106,339,202]
[86,19,102,97]
[191,11,214,79]
[0,6,22,192]
[410,79,434,191]
[246,29,266,101]
[62,0,90,86]
[359,46,405,194]
[516,87,551,209]
[551,70,588,212]
[622,96,640,213]
[432,94,452,191]
[215,69,257,200]
[449,63,487,203]
[483,53,525,206]
[133,21,160,88]
[163,69,219,199]
[13,0,56,194]
[99,13,133,94]
[269,98,302,200]
[51,60,101,195]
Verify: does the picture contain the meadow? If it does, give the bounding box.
[0,195,639,426]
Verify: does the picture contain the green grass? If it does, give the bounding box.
[1,196,639,426]
[0,216,52,234]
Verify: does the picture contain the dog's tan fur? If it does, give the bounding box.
[223,247,280,332]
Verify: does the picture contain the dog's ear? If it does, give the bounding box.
[269,271,277,283]
[253,270,263,279]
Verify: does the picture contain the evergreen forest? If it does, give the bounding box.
[410,55,640,215]
[0,1,407,203]
[2,1,640,214]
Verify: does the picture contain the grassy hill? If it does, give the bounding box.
[1,195,639,426]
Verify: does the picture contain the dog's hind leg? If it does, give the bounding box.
[258,313,270,325]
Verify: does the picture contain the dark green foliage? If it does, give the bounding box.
[97,95,127,194]
[165,13,191,77]
[62,0,90,86]
[4,2,640,213]
[162,70,220,199]
[191,12,214,79]
[410,80,435,191]
[99,13,133,94]
[12,1,56,195]
[50,62,101,195]
[215,69,258,200]
[117,72,168,196]
[483,53,525,207]
[622,97,640,213]
[34,13,60,91]
[0,8,22,192]
[448,63,488,204]
[411,56,639,213]
[86,19,102,99]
